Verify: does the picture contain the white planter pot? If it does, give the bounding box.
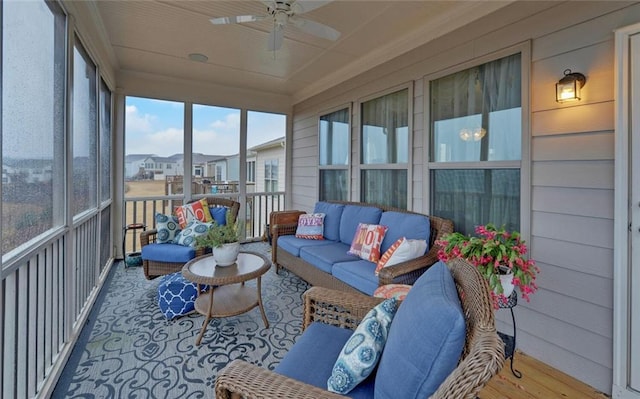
[498,271,515,298]
[213,242,240,266]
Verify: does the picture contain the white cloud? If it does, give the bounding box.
[125,105,155,134]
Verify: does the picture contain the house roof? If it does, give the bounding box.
[249,136,285,151]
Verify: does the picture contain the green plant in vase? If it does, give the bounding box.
[196,210,243,266]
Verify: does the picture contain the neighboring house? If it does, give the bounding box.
[124,153,155,179]
[250,136,285,193]
[3,159,53,183]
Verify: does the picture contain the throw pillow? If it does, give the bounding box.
[295,213,325,240]
[175,198,213,228]
[155,213,182,244]
[348,223,388,262]
[327,298,399,394]
[176,220,212,248]
[375,237,428,275]
[209,206,228,226]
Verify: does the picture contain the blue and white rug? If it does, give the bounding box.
[53,242,309,398]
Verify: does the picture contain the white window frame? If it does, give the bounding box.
[423,42,531,237]
[356,83,413,207]
[317,103,352,201]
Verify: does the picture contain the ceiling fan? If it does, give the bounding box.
[210,1,341,51]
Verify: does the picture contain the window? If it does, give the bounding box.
[319,107,349,201]
[2,0,66,257]
[264,159,278,192]
[247,161,255,183]
[124,97,184,194]
[429,53,522,234]
[360,88,409,208]
[100,79,111,203]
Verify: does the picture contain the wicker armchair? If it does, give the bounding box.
[269,201,454,292]
[139,197,240,280]
[215,258,505,399]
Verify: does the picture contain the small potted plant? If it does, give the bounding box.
[435,224,540,308]
[195,210,242,266]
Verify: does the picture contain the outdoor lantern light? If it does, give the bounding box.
[556,69,586,103]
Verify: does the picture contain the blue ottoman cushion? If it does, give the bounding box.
[158,272,206,320]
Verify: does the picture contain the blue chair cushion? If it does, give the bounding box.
[209,206,228,226]
[331,260,379,295]
[278,235,336,257]
[313,202,345,241]
[275,322,375,399]
[378,211,430,254]
[374,261,466,399]
[339,205,382,245]
[141,242,196,263]
[300,242,358,274]
[157,272,206,320]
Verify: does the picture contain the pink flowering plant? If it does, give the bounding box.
[436,224,540,308]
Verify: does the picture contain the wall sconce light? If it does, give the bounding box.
[556,69,586,103]
[459,127,486,142]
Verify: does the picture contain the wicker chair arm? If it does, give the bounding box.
[429,328,505,399]
[215,359,344,399]
[139,229,157,247]
[302,286,384,330]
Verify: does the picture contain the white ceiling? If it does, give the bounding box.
[93,1,513,103]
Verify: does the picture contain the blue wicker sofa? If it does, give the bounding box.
[269,201,453,295]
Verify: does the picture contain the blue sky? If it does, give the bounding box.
[125,96,286,157]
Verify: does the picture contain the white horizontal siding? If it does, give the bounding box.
[289,2,639,393]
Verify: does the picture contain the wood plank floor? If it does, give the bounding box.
[479,351,611,399]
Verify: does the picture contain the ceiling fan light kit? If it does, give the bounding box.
[210,1,340,51]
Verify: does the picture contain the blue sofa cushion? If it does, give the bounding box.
[331,260,380,295]
[378,211,430,254]
[314,202,345,241]
[300,242,358,274]
[275,322,375,399]
[141,242,196,263]
[339,205,383,245]
[374,261,466,399]
[278,235,336,257]
[157,272,205,320]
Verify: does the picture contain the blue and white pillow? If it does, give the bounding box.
[327,298,399,394]
[155,213,181,243]
[175,220,211,248]
[158,272,206,320]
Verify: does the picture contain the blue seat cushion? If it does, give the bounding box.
[141,242,196,263]
[158,272,206,320]
[374,261,466,399]
[339,205,383,245]
[378,211,430,254]
[331,260,379,295]
[278,235,336,257]
[313,202,345,241]
[300,242,358,274]
[275,322,375,399]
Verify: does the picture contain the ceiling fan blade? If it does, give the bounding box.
[292,1,333,14]
[210,15,265,25]
[291,17,340,41]
[266,27,285,51]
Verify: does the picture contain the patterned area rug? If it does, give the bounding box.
[53,242,309,398]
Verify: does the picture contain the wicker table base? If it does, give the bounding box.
[182,251,271,345]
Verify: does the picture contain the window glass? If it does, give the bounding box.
[193,105,240,194]
[247,111,286,193]
[100,79,112,202]
[361,170,407,209]
[319,109,349,166]
[124,97,184,196]
[319,107,350,201]
[2,0,66,257]
[429,53,521,234]
[362,89,408,164]
[72,40,98,216]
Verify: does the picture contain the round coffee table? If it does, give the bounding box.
[182,251,271,345]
